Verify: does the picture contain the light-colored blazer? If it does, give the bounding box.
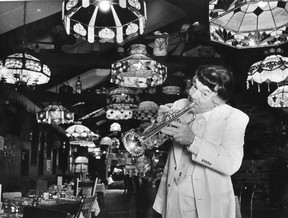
[153,104,249,218]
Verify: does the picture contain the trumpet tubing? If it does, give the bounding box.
[122,103,195,156]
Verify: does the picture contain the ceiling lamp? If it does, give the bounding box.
[66,123,99,147]
[267,84,288,107]
[106,87,138,120]
[100,136,113,146]
[74,156,89,164]
[63,0,147,43]
[0,2,50,86]
[106,87,139,110]
[36,104,74,125]
[110,122,121,131]
[0,53,51,86]
[209,0,288,49]
[247,53,288,92]
[110,44,167,88]
[133,101,159,121]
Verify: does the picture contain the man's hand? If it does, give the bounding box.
[161,121,195,145]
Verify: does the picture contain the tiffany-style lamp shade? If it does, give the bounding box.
[110,44,167,88]
[37,104,74,125]
[209,0,288,49]
[268,84,288,107]
[66,123,99,147]
[0,53,50,86]
[63,0,147,43]
[247,54,288,91]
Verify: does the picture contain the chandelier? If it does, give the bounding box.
[36,104,74,125]
[247,52,288,92]
[111,44,167,88]
[110,122,121,131]
[106,87,138,120]
[268,84,288,107]
[0,2,51,86]
[66,123,99,147]
[133,101,158,121]
[0,53,51,86]
[62,0,147,43]
[209,0,288,49]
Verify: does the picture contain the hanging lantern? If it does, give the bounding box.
[62,0,147,43]
[133,101,159,121]
[209,0,288,49]
[36,104,74,125]
[106,87,138,120]
[247,54,288,92]
[74,156,89,164]
[268,84,288,107]
[0,53,51,86]
[66,123,99,147]
[111,44,167,88]
[100,136,113,146]
[107,87,139,110]
[110,122,121,132]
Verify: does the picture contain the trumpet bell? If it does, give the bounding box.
[122,130,146,157]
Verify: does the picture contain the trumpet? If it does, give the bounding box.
[122,102,196,156]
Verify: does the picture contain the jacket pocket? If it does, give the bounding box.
[178,176,197,216]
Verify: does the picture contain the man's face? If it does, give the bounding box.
[188,77,217,114]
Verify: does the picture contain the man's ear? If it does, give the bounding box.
[212,95,225,106]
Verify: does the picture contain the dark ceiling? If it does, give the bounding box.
[0,0,286,136]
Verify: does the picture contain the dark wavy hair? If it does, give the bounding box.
[195,65,234,102]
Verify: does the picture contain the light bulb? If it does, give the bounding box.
[99,0,111,12]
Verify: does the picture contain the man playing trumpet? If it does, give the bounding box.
[153,65,249,218]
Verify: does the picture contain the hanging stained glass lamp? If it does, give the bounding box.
[110,122,121,131]
[110,44,167,88]
[0,53,51,86]
[133,101,159,121]
[209,0,288,49]
[66,123,99,147]
[100,136,113,146]
[247,54,288,91]
[62,0,147,43]
[106,87,138,120]
[268,84,288,107]
[37,104,74,125]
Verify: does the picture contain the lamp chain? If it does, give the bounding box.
[22,1,27,45]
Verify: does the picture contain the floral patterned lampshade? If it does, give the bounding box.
[63,0,147,43]
[133,101,159,121]
[106,109,133,120]
[0,53,51,86]
[106,87,139,110]
[247,54,288,91]
[66,123,99,147]
[268,84,288,107]
[209,0,288,49]
[106,87,138,120]
[110,44,167,88]
[36,104,74,125]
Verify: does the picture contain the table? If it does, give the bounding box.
[0,196,100,218]
[40,198,100,216]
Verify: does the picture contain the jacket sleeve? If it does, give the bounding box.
[188,108,249,176]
